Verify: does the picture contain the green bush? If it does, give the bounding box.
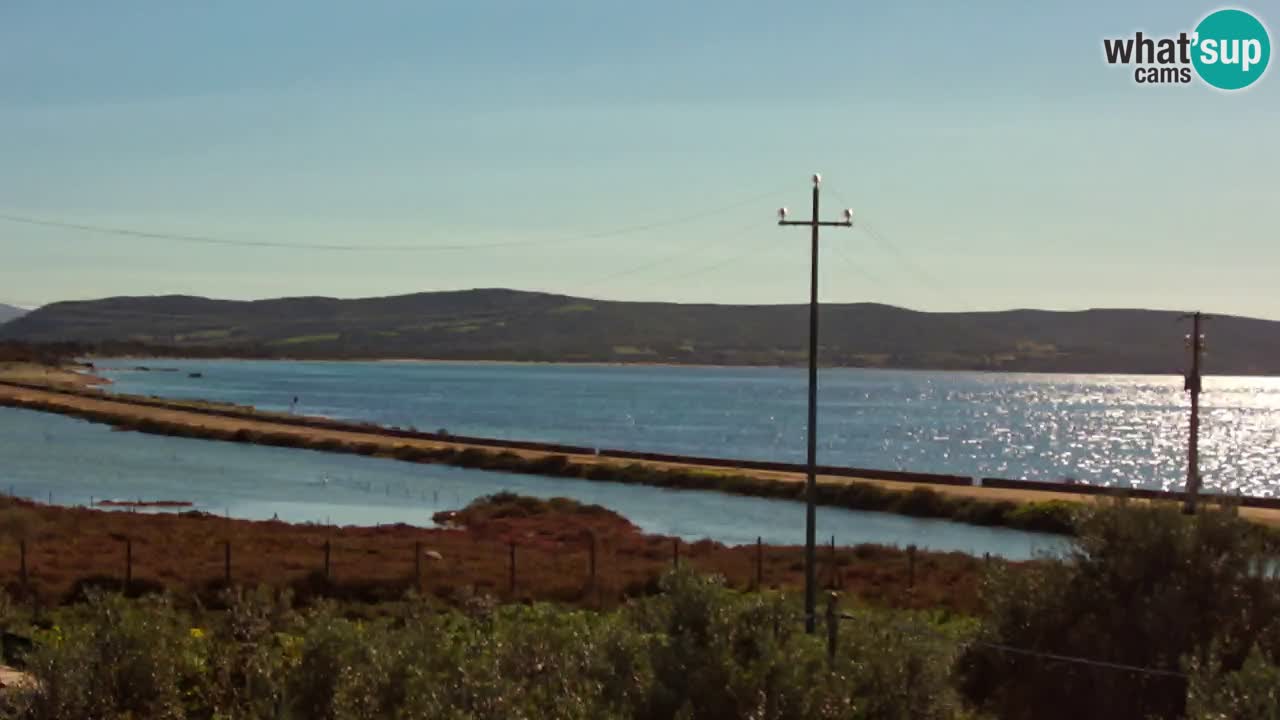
[17,592,201,720]
[1004,500,1078,534]
[958,501,1280,720]
[1186,644,1280,719]
[199,586,298,718]
[7,572,967,719]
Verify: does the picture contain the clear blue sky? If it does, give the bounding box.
[2,1,1277,318]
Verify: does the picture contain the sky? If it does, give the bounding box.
[1,1,1277,318]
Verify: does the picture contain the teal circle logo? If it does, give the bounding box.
[1192,9,1271,90]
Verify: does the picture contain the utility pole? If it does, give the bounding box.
[778,174,853,633]
[1181,311,1208,514]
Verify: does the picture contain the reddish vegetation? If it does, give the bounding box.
[0,494,993,614]
[432,493,642,547]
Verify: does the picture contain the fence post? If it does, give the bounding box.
[509,541,517,595]
[829,535,837,589]
[588,532,597,590]
[907,544,917,590]
[826,592,839,667]
[224,541,232,585]
[125,538,133,592]
[414,541,422,591]
[673,538,680,570]
[747,532,757,589]
[323,540,331,581]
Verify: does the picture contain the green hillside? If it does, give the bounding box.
[3,289,1277,374]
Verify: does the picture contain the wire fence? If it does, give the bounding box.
[0,491,1231,690]
[2,517,1206,718]
[2,494,978,618]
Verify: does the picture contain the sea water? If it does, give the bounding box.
[95,359,1280,495]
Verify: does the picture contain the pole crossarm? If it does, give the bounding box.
[779,220,854,228]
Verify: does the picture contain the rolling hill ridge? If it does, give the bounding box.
[3,289,1277,374]
[0,303,26,325]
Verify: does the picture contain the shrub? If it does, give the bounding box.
[1005,500,1077,534]
[16,592,199,720]
[527,454,572,475]
[200,586,298,718]
[8,572,967,719]
[455,448,491,468]
[958,501,1280,720]
[1186,644,1280,719]
[629,571,965,720]
[891,487,948,518]
[289,606,368,720]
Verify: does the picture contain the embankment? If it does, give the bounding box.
[2,378,1274,534]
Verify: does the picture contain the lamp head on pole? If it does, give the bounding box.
[842,208,853,224]
[777,207,789,221]
[811,173,822,187]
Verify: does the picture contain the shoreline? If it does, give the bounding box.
[0,361,108,389]
[3,375,1277,533]
[0,378,1080,534]
[80,354,1257,379]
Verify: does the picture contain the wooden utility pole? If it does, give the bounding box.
[778,174,854,633]
[1182,312,1208,514]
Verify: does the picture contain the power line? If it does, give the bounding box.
[579,219,766,292]
[0,187,787,254]
[826,238,881,288]
[26,230,779,335]
[838,613,1188,680]
[969,640,1187,679]
[822,187,971,310]
[857,221,978,311]
[858,222,945,292]
[644,225,783,289]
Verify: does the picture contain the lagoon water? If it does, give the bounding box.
[0,407,1064,559]
[95,359,1280,495]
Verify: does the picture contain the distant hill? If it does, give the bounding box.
[0,304,26,325]
[3,289,1278,374]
